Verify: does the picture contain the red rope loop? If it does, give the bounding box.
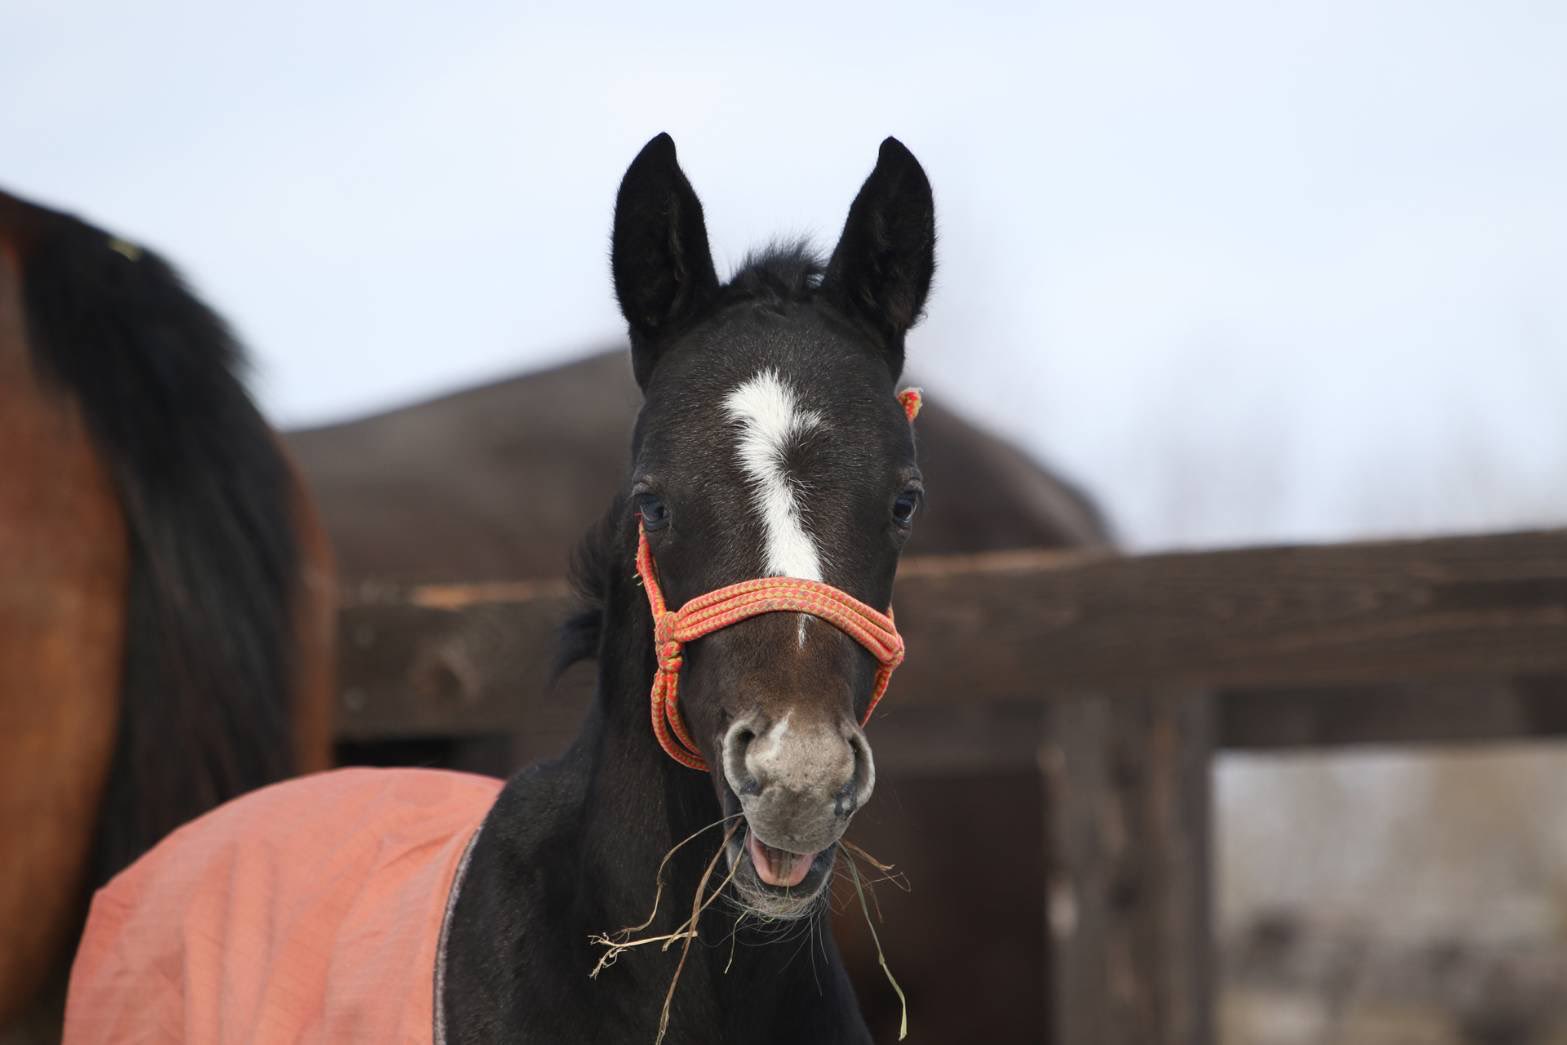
[634,523,906,772]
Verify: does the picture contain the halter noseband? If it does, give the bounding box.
[636,388,922,772]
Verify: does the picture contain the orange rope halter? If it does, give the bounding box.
[635,387,922,771]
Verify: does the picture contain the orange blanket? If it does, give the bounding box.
[64,767,502,1043]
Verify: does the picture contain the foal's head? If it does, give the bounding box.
[610,133,934,919]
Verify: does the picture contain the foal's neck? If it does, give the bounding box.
[576,577,728,933]
[444,553,868,1042]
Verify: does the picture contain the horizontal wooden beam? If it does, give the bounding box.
[335,528,1567,750]
[886,527,1567,696]
[1217,674,1567,750]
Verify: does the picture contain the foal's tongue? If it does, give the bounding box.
[746,832,816,888]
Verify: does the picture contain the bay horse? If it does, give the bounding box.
[65,133,936,1042]
[0,191,335,1039]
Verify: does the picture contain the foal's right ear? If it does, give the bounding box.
[612,133,719,388]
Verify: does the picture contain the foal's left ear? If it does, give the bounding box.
[612,133,720,388]
[822,137,936,379]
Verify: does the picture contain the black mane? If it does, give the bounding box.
[722,240,824,309]
[555,494,622,676]
[13,192,301,884]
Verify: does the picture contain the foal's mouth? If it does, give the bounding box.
[719,783,836,919]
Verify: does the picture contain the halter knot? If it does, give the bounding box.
[657,637,683,672]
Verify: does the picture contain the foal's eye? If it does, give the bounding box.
[891,489,921,528]
[636,493,671,531]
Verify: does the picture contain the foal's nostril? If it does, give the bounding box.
[730,726,761,792]
[842,728,875,816]
[722,717,765,798]
[833,781,855,819]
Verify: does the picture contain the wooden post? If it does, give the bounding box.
[1040,689,1214,1045]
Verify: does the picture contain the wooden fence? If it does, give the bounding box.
[334,527,1567,1044]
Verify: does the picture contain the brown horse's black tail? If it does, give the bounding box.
[16,195,300,885]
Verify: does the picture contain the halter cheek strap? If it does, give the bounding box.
[636,387,921,772]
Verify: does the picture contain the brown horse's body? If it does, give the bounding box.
[0,193,335,1040]
[291,350,1111,1043]
[284,469,337,782]
[0,238,125,1029]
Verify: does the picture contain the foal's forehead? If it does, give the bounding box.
[644,304,904,436]
[635,303,916,588]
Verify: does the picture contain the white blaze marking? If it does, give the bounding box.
[723,370,823,645]
[751,712,793,767]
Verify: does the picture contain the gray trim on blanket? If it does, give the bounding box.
[433,821,485,1045]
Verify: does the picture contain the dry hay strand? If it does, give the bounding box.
[836,838,910,922]
[589,823,908,1044]
[839,839,909,1041]
[588,818,741,1045]
[653,828,741,1045]
[590,811,743,957]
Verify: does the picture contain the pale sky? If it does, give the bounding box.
[6,0,1565,549]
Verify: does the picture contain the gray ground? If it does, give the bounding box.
[1219,745,1567,1045]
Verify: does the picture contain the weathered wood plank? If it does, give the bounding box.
[1040,696,1111,1042]
[1041,689,1215,1045]
[335,529,1567,744]
[336,598,577,740]
[1218,674,1567,750]
[889,527,1567,697]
